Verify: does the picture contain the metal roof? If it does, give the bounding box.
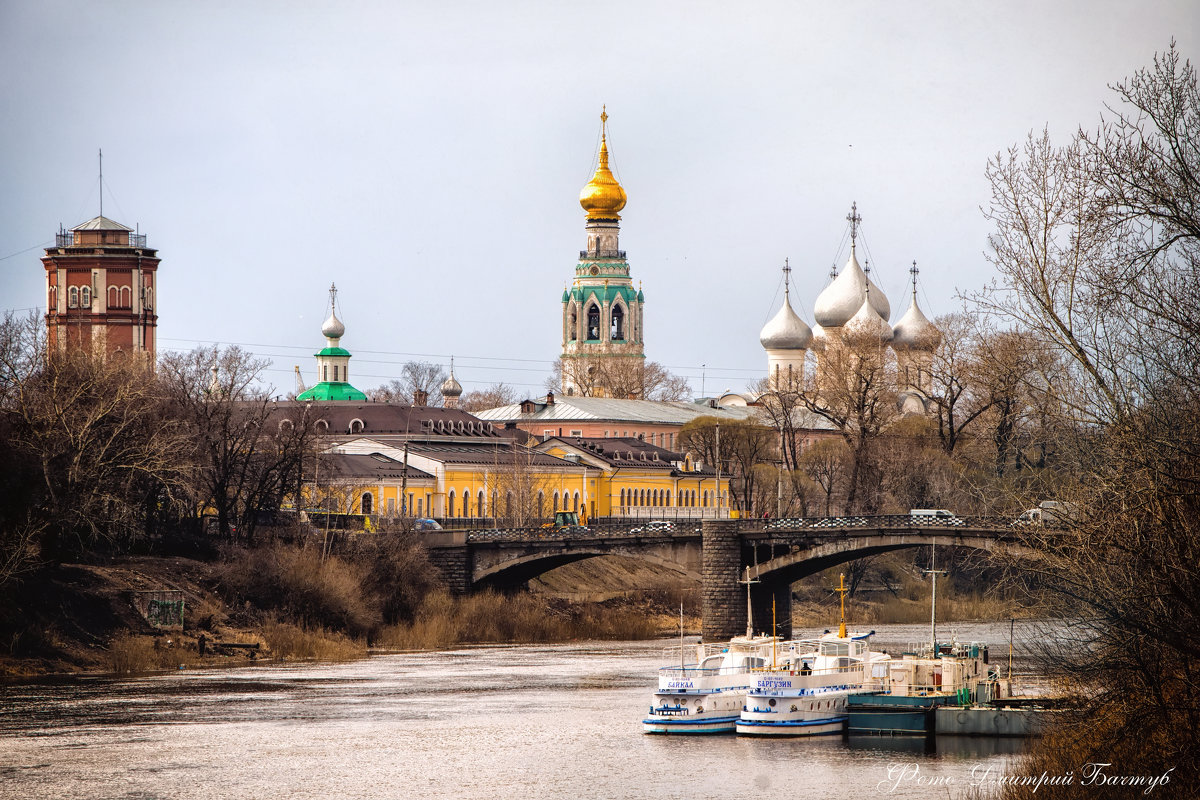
[322,452,435,482]
[474,396,764,425]
[73,215,132,231]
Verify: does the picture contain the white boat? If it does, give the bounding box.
[642,634,781,734]
[735,630,890,736]
[736,574,890,737]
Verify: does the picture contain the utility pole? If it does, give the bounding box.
[714,422,721,519]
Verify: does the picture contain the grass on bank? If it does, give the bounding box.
[375,590,662,650]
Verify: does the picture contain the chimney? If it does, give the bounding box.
[414,389,428,406]
[546,391,555,405]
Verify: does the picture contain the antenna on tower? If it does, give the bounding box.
[99,148,103,218]
[295,365,307,395]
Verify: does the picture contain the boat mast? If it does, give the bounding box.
[837,573,848,638]
[922,545,947,653]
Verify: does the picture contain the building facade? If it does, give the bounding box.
[42,215,159,357]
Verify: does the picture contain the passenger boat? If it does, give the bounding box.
[642,633,781,734]
[736,576,891,737]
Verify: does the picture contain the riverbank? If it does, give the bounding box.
[0,550,1037,677]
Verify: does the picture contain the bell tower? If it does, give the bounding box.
[561,108,646,397]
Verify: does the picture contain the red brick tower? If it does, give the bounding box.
[42,215,160,358]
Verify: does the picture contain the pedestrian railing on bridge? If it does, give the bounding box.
[458,514,1019,544]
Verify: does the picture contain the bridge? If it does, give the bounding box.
[420,515,1033,641]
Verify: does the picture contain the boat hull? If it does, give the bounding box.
[736,716,846,736]
[643,714,740,734]
[847,693,959,735]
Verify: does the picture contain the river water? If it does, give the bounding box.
[0,621,1047,800]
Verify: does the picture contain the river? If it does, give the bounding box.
[0,621,1047,799]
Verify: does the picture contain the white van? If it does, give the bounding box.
[910,508,956,518]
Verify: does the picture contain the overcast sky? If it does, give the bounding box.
[2,1,1195,399]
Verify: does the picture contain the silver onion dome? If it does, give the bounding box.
[892,294,941,351]
[321,311,345,339]
[814,249,891,328]
[844,295,894,344]
[759,295,812,350]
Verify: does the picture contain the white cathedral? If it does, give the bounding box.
[757,204,942,415]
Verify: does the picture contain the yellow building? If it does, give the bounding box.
[536,436,731,520]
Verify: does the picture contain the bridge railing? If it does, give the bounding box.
[459,515,1020,543]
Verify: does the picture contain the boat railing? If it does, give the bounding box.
[657,664,759,679]
[749,663,867,678]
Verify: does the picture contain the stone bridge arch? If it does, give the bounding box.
[703,521,1033,643]
[474,547,698,592]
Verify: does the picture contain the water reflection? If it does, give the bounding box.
[0,622,1036,799]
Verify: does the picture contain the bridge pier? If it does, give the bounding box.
[701,520,746,642]
[750,581,792,640]
[423,534,472,596]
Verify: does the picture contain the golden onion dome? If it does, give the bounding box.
[579,109,627,220]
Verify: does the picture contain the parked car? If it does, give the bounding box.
[413,518,443,532]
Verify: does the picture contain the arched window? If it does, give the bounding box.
[315,419,329,432]
[703,491,709,508]
[80,286,91,307]
[537,491,545,517]
[611,304,625,340]
[447,490,455,517]
[462,490,471,517]
[587,304,601,340]
[69,286,79,308]
[478,490,485,517]
[572,492,579,512]
[568,307,578,341]
[361,493,373,515]
[349,419,364,434]
[108,286,120,307]
[553,491,560,512]
[620,488,625,508]
[506,491,514,517]
[121,286,131,307]
[143,287,154,310]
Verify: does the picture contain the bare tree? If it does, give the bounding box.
[459,382,519,412]
[927,313,994,454]
[0,313,187,569]
[159,346,320,541]
[548,357,690,400]
[798,438,848,517]
[371,361,446,405]
[982,44,1200,796]
[799,337,900,514]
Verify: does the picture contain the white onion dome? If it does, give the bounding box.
[892,295,941,351]
[844,295,894,344]
[321,311,345,339]
[759,295,812,350]
[441,372,463,398]
[814,249,891,327]
[810,323,829,353]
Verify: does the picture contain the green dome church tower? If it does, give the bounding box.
[296,283,367,402]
